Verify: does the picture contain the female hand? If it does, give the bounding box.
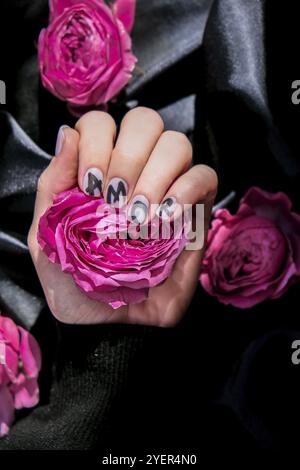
[28,108,217,326]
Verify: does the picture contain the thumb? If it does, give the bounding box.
[33,125,79,225]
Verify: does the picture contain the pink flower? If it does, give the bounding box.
[38,188,188,309]
[0,315,41,437]
[38,0,137,114]
[200,187,300,308]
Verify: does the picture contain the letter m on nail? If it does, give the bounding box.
[107,181,127,204]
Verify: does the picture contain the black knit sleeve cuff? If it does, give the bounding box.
[54,319,157,363]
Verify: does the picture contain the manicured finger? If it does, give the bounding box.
[75,111,117,197]
[33,125,79,225]
[128,131,192,224]
[104,107,164,208]
[163,166,217,313]
[127,165,218,327]
[157,164,218,221]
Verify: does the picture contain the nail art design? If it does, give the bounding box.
[83,168,103,197]
[129,195,149,224]
[55,125,69,155]
[157,197,177,220]
[106,178,128,208]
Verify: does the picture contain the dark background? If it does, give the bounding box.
[0,0,300,454]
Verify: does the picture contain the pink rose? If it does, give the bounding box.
[0,315,41,437]
[37,188,188,309]
[200,187,300,308]
[38,0,137,114]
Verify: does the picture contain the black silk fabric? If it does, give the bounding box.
[0,0,300,451]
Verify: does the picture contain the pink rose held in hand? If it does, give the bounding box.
[0,315,41,437]
[200,187,300,308]
[38,188,188,309]
[38,0,137,114]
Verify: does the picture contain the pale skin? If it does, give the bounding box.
[27,107,218,327]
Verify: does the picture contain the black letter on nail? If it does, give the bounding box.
[107,181,127,205]
[86,172,102,196]
[159,198,175,218]
[130,200,148,224]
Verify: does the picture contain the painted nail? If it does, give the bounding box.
[55,125,69,155]
[157,197,177,220]
[83,168,104,197]
[106,177,128,208]
[128,195,149,224]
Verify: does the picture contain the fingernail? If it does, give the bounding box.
[157,197,177,220]
[128,195,149,224]
[55,125,69,155]
[106,178,128,208]
[83,168,104,197]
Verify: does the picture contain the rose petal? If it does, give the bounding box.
[113,0,136,33]
[200,187,300,308]
[18,327,42,379]
[38,188,188,308]
[11,378,40,410]
[39,0,137,111]
[0,385,14,438]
